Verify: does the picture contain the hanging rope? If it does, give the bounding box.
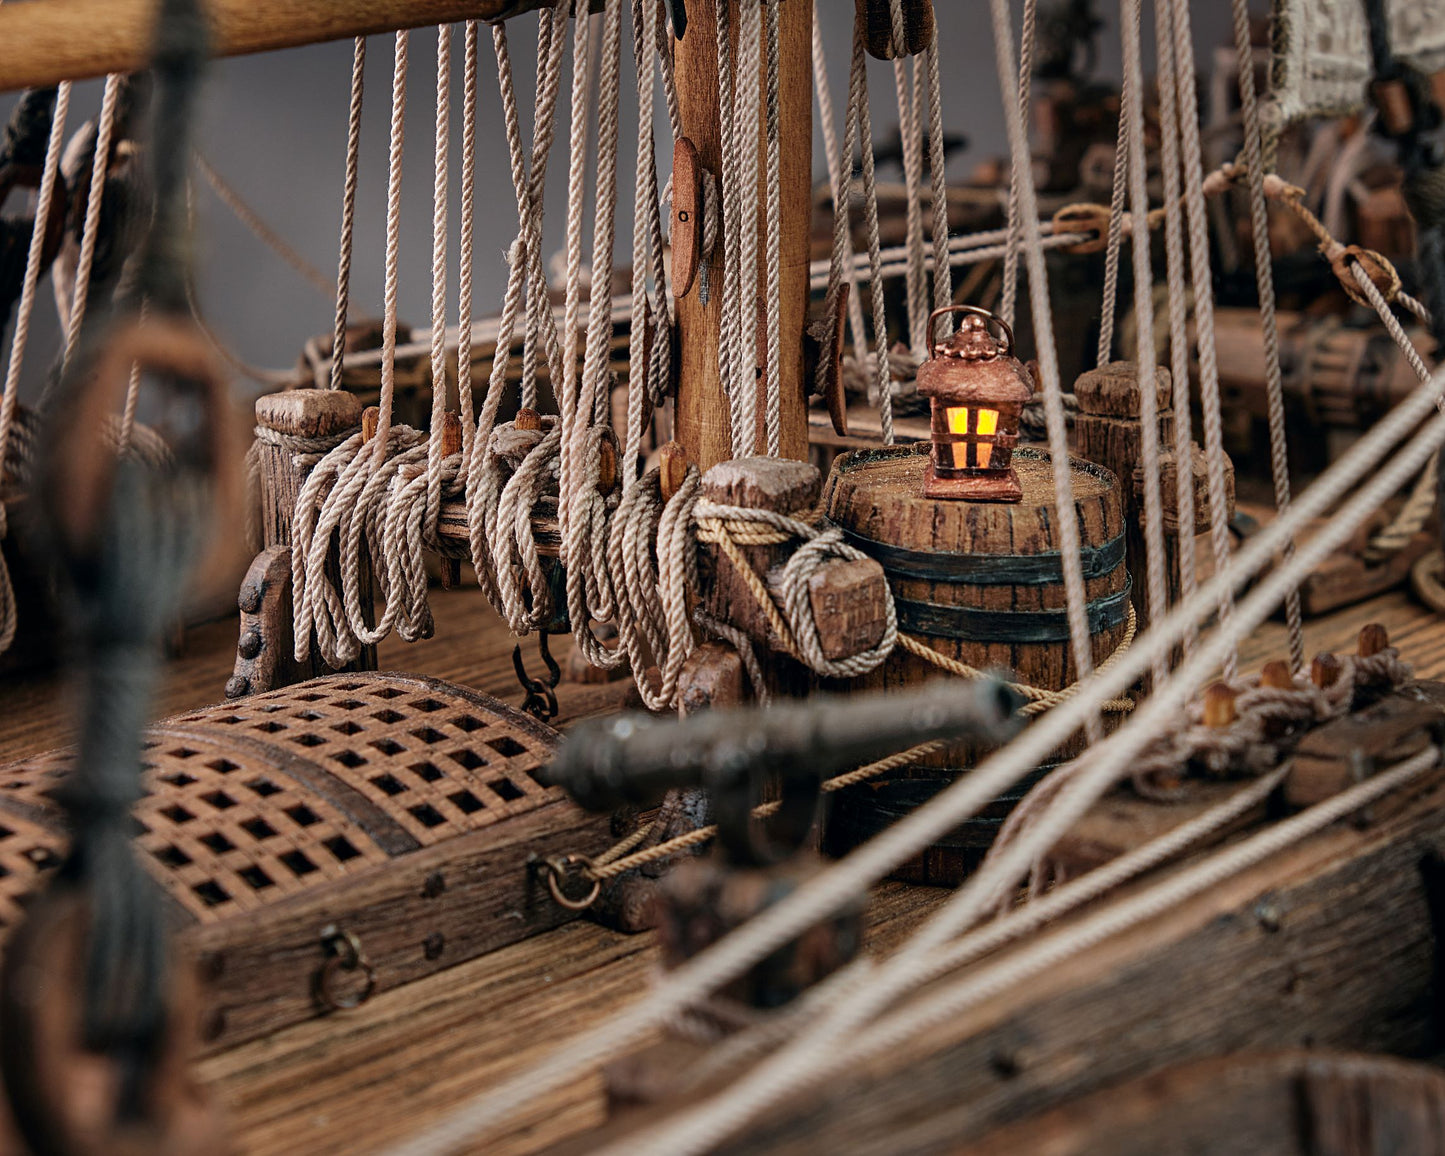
[1000,0,1037,332]
[1232,0,1303,674]
[328,36,367,393]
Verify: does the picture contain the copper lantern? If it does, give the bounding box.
[917,305,1035,503]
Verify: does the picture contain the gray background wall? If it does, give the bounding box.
[1,2,1237,396]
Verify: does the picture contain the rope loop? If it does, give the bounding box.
[1332,245,1401,308]
[1051,203,1112,253]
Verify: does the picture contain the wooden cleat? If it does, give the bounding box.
[1203,682,1238,728]
[597,431,620,496]
[360,404,379,443]
[514,407,542,431]
[1358,623,1390,658]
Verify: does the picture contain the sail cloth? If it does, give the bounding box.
[1272,0,1445,122]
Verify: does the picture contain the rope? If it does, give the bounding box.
[1169,0,1237,675]
[456,22,480,480]
[1000,0,1036,332]
[894,51,928,355]
[61,74,122,375]
[764,0,783,455]
[1232,0,1303,674]
[425,23,453,543]
[1152,0,1198,658]
[0,82,69,659]
[193,150,334,299]
[1120,0,1172,687]
[328,36,367,392]
[1097,54,1131,365]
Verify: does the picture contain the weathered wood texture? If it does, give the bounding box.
[588,764,1445,1156]
[1,585,1443,1155]
[822,444,1128,882]
[961,1051,1445,1156]
[0,0,560,92]
[672,0,813,468]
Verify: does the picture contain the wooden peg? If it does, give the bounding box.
[515,407,542,432]
[1259,661,1294,690]
[1358,623,1390,658]
[659,441,690,502]
[1203,682,1238,728]
[671,136,702,298]
[361,405,379,444]
[439,413,464,589]
[1311,652,1343,689]
[597,430,620,496]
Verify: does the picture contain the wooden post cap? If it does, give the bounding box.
[361,405,380,443]
[1203,682,1238,728]
[515,407,542,431]
[659,441,690,502]
[1358,623,1390,658]
[1073,361,1174,418]
[255,389,362,438]
[1311,653,1343,689]
[701,456,821,515]
[1259,660,1294,690]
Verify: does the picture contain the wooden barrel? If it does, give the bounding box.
[820,444,1129,883]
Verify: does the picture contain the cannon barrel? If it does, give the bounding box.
[542,677,1024,815]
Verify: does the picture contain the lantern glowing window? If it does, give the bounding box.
[915,306,1035,503]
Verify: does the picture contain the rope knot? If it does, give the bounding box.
[1333,245,1401,308]
[1051,203,1113,254]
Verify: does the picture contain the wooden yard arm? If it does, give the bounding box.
[0,0,560,92]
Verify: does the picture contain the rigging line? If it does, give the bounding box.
[892,52,927,355]
[1121,0,1171,687]
[1153,0,1198,656]
[716,0,742,452]
[629,0,659,492]
[193,149,334,299]
[378,357,1445,1156]
[62,74,123,374]
[456,21,480,479]
[999,0,1036,331]
[1232,0,1303,674]
[1097,57,1131,364]
[375,29,410,446]
[330,35,368,392]
[764,0,782,456]
[812,3,869,365]
[924,16,951,317]
[850,11,895,445]
[425,22,451,539]
[1170,0,1237,674]
[731,0,764,450]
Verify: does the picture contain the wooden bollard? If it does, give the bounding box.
[236,388,372,696]
[1203,682,1238,728]
[1259,661,1294,690]
[1073,362,1234,635]
[698,457,891,670]
[1358,623,1390,658]
[1311,652,1343,689]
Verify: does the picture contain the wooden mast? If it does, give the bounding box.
[672,0,814,470]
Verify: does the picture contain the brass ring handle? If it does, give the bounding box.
[315,925,377,1012]
[925,304,1014,357]
[542,855,602,911]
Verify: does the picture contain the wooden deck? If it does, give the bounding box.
[1,580,1444,1154]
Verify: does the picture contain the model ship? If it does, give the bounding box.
[2,0,1445,1153]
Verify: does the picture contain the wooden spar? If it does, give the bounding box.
[672,0,814,470]
[0,0,557,92]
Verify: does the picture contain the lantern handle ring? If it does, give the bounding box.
[926,305,1014,357]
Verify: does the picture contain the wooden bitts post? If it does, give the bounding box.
[230,389,374,698]
[672,0,814,469]
[1072,361,1234,635]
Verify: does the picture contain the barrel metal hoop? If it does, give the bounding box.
[894,576,1133,643]
[837,527,1126,586]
